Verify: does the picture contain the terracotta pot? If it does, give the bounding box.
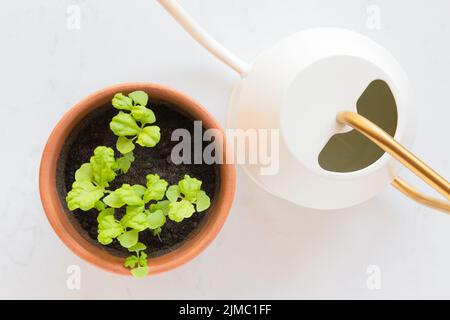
[39,83,236,275]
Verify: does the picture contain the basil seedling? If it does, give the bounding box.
[65,92,212,278]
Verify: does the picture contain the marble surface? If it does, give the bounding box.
[0,0,449,299]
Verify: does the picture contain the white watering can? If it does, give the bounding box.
[157,0,449,212]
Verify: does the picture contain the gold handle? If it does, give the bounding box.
[336,111,450,213]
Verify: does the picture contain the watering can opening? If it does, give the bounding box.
[279,53,401,178]
[318,79,398,173]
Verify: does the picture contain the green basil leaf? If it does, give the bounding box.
[195,190,211,212]
[149,200,170,216]
[116,136,135,154]
[66,180,104,211]
[147,209,166,230]
[131,266,148,278]
[178,175,202,201]
[136,126,160,147]
[117,229,139,248]
[97,208,114,223]
[143,174,168,202]
[124,255,139,268]
[121,205,148,231]
[115,184,144,206]
[94,200,106,211]
[110,111,140,137]
[128,91,148,106]
[128,242,146,253]
[114,152,134,174]
[103,192,125,208]
[115,157,131,174]
[97,214,123,245]
[139,252,148,266]
[166,185,180,203]
[131,105,156,125]
[74,163,92,182]
[90,146,116,188]
[168,199,195,223]
[112,93,132,111]
[132,184,147,197]
[123,152,135,162]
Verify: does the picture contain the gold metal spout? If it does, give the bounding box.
[337,111,450,213]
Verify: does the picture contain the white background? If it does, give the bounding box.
[0,0,449,299]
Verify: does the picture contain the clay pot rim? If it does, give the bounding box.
[39,82,236,276]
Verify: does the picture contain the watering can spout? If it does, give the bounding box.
[337,111,450,213]
[156,0,251,77]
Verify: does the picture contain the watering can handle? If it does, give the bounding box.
[156,0,251,76]
[337,111,450,213]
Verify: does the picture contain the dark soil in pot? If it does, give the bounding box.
[56,100,219,258]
